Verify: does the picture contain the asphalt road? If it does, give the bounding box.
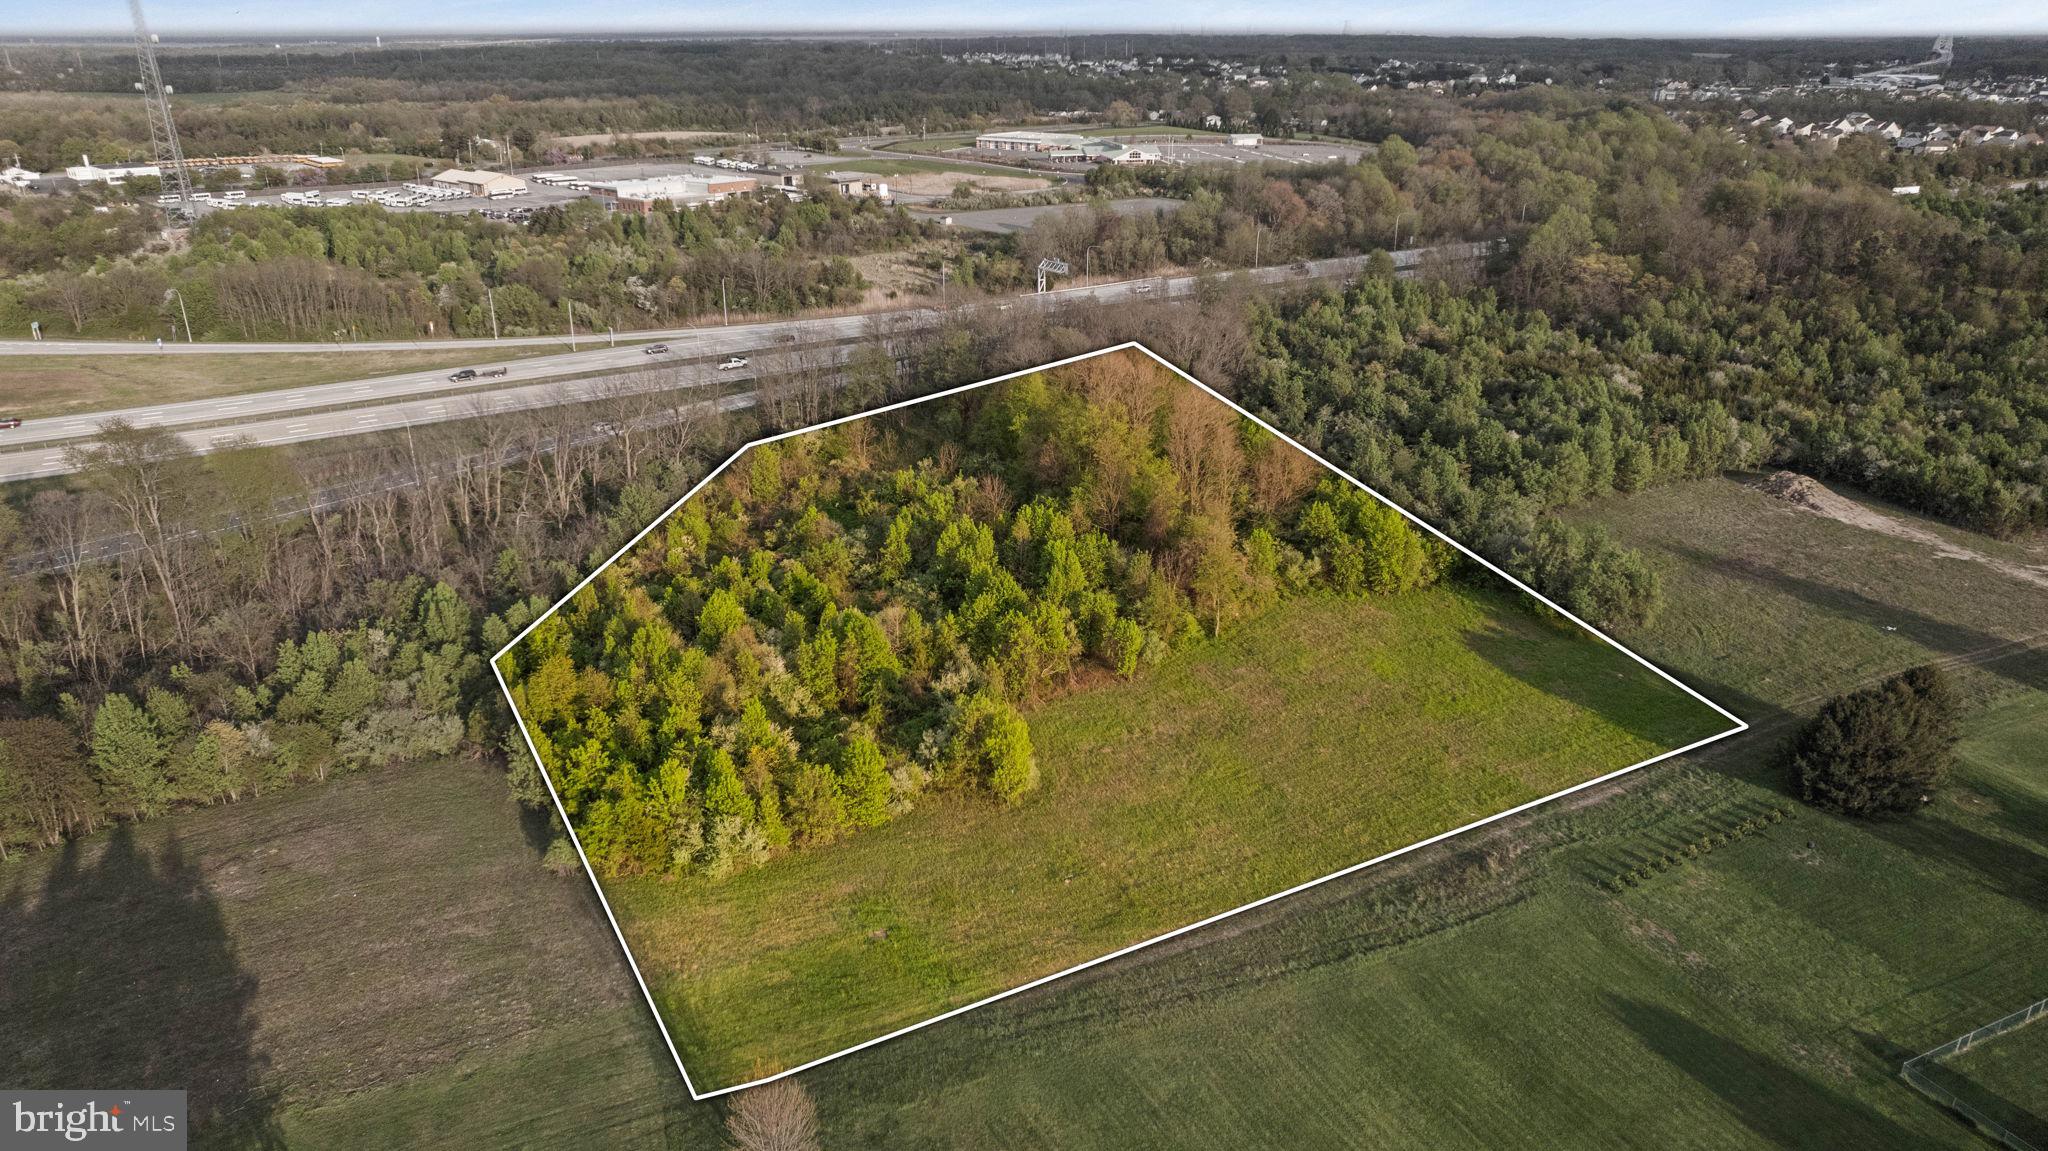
[0,241,1494,483]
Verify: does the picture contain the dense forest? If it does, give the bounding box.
[498,354,1448,879]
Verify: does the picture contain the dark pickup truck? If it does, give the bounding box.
[448,367,510,382]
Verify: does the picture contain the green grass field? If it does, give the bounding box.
[827,157,1050,180]
[8,346,574,418]
[604,582,1730,1089]
[0,759,721,1150]
[8,473,2044,1148]
[1931,1009,2048,1144]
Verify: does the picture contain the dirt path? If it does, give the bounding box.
[1756,471,2048,592]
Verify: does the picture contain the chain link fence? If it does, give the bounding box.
[1901,997,2047,1151]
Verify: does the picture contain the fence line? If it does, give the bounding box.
[1900,997,2047,1151]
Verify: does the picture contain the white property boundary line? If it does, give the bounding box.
[490,341,1749,1101]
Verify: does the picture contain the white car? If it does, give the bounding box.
[718,356,749,370]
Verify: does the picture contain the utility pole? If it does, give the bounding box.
[487,288,498,340]
[721,278,729,325]
[129,0,193,209]
[566,299,575,350]
[1253,222,1262,268]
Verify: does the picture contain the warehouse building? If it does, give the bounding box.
[63,155,161,184]
[430,168,529,198]
[974,130,1088,152]
[588,174,756,213]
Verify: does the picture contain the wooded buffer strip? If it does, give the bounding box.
[0,193,908,339]
[498,355,1449,882]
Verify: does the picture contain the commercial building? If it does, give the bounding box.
[588,174,757,213]
[63,155,161,184]
[430,169,529,198]
[821,172,892,200]
[974,130,1087,152]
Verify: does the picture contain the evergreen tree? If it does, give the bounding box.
[701,747,756,827]
[1790,665,1959,817]
[91,694,169,818]
[838,733,892,828]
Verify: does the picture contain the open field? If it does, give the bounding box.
[0,759,720,1150]
[6,347,573,418]
[766,475,2048,1148]
[826,156,1054,184]
[549,130,742,148]
[605,583,1730,1089]
[6,473,2043,1147]
[917,195,1182,234]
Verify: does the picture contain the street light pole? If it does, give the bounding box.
[566,298,576,350]
[487,288,499,340]
[721,278,729,326]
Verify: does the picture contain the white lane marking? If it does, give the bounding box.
[285,423,309,431]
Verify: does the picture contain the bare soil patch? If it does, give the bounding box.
[1755,471,2048,591]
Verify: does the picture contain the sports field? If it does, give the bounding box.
[604,581,1731,1089]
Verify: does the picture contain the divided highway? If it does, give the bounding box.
[0,242,1494,483]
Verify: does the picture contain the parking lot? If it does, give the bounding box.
[167,155,804,220]
[1155,140,1367,166]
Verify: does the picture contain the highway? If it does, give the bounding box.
[0,241,1495,483]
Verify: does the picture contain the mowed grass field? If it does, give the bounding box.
[759,475,2048,1148]
[605,582,1731,1089]
[8,346,574,418]
[1933,1011,2048,1144]
[6,473,2043,1148]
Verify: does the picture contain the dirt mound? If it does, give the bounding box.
[1753,471,2048,592]
[1756,470,1832,509]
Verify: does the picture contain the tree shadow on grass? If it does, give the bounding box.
[1864,768,2048,918]
[1662,544,2048,699]
[1456,602,1740,753]
[1863,1027,2048,1148]
[1609,996,1918,1149]
[0,826,283,1149]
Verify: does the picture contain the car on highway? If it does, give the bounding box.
[0,417,22,430]
[449,369,479,381]
[1134,282,1153,294]
[718,356,749,370]
[644,343,670,355]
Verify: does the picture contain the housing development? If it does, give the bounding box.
[1,13,2045,1151]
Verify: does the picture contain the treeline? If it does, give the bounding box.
[0,41,1136,164]
[0,579,485,856]
[498,354,1447,880]
[0,191,919,338]
[0,312,1077,860]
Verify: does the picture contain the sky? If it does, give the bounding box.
[1,0,2042,39]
